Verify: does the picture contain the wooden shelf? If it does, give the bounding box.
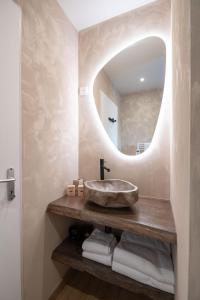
[47,196,176,243]
[52,238,174,300]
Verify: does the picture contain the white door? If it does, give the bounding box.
[0,1,21,300]
[100,91,118,147]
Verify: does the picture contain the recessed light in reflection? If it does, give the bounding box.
[140,77,145,82]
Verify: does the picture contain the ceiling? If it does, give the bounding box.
[103,37,166,95]
[57,0,156,31]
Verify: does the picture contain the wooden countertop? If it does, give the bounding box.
[47,196,176,243]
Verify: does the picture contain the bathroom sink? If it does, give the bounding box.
[84,179,138,210]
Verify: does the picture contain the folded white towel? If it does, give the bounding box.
[82,228,117,255]
[113,241,174,285]
[112,261,174,294]
[82,251,112,266]
[121,231,171,254]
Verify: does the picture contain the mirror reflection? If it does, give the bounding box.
[93,37,166,155]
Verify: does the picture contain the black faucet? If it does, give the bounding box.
[100,159,112,233]
[100,158,110,180]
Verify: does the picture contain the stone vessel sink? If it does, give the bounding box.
[84,179,138,210]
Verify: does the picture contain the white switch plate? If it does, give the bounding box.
[79,86,89,96]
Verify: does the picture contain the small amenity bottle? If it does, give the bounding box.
[78,184,84,198]
[67,184,75,196]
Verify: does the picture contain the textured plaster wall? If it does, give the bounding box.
[171,1,190,300]
[172,1,200,299]
[120,89,162,155]
[21,0,78,299]
[79,0,171,200]
[189,0,200,299]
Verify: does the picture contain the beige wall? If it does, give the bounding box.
[21,0,78,299]
[171,0,190,298]
[120,89,162,155]
[79,0,171,200]
[172,1,200,299]
[189,0,200,299]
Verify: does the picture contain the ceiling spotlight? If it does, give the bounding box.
[140,77,145,82]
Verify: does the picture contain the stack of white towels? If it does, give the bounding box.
[112,231,175,294]
[82,229,175,294]
[82,228,117,266]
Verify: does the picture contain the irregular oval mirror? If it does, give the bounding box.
[93,37,166,155]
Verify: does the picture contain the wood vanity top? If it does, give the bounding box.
[47,196,176,243]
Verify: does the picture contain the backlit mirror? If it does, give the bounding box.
[93,37,166,155]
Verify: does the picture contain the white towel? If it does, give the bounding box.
[112,261,174,294]
[121,231,171,254]
[82,228,117,255]
[82,251,112,266]
[113,241,174,285]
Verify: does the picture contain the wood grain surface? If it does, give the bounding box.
[54,269,156,300]
[47,196,176,243]
[51,269,155,300]
[51,239,174,300]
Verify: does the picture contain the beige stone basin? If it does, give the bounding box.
[84,179,138,210]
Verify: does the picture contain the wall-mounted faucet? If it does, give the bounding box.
[100,158,110,180]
